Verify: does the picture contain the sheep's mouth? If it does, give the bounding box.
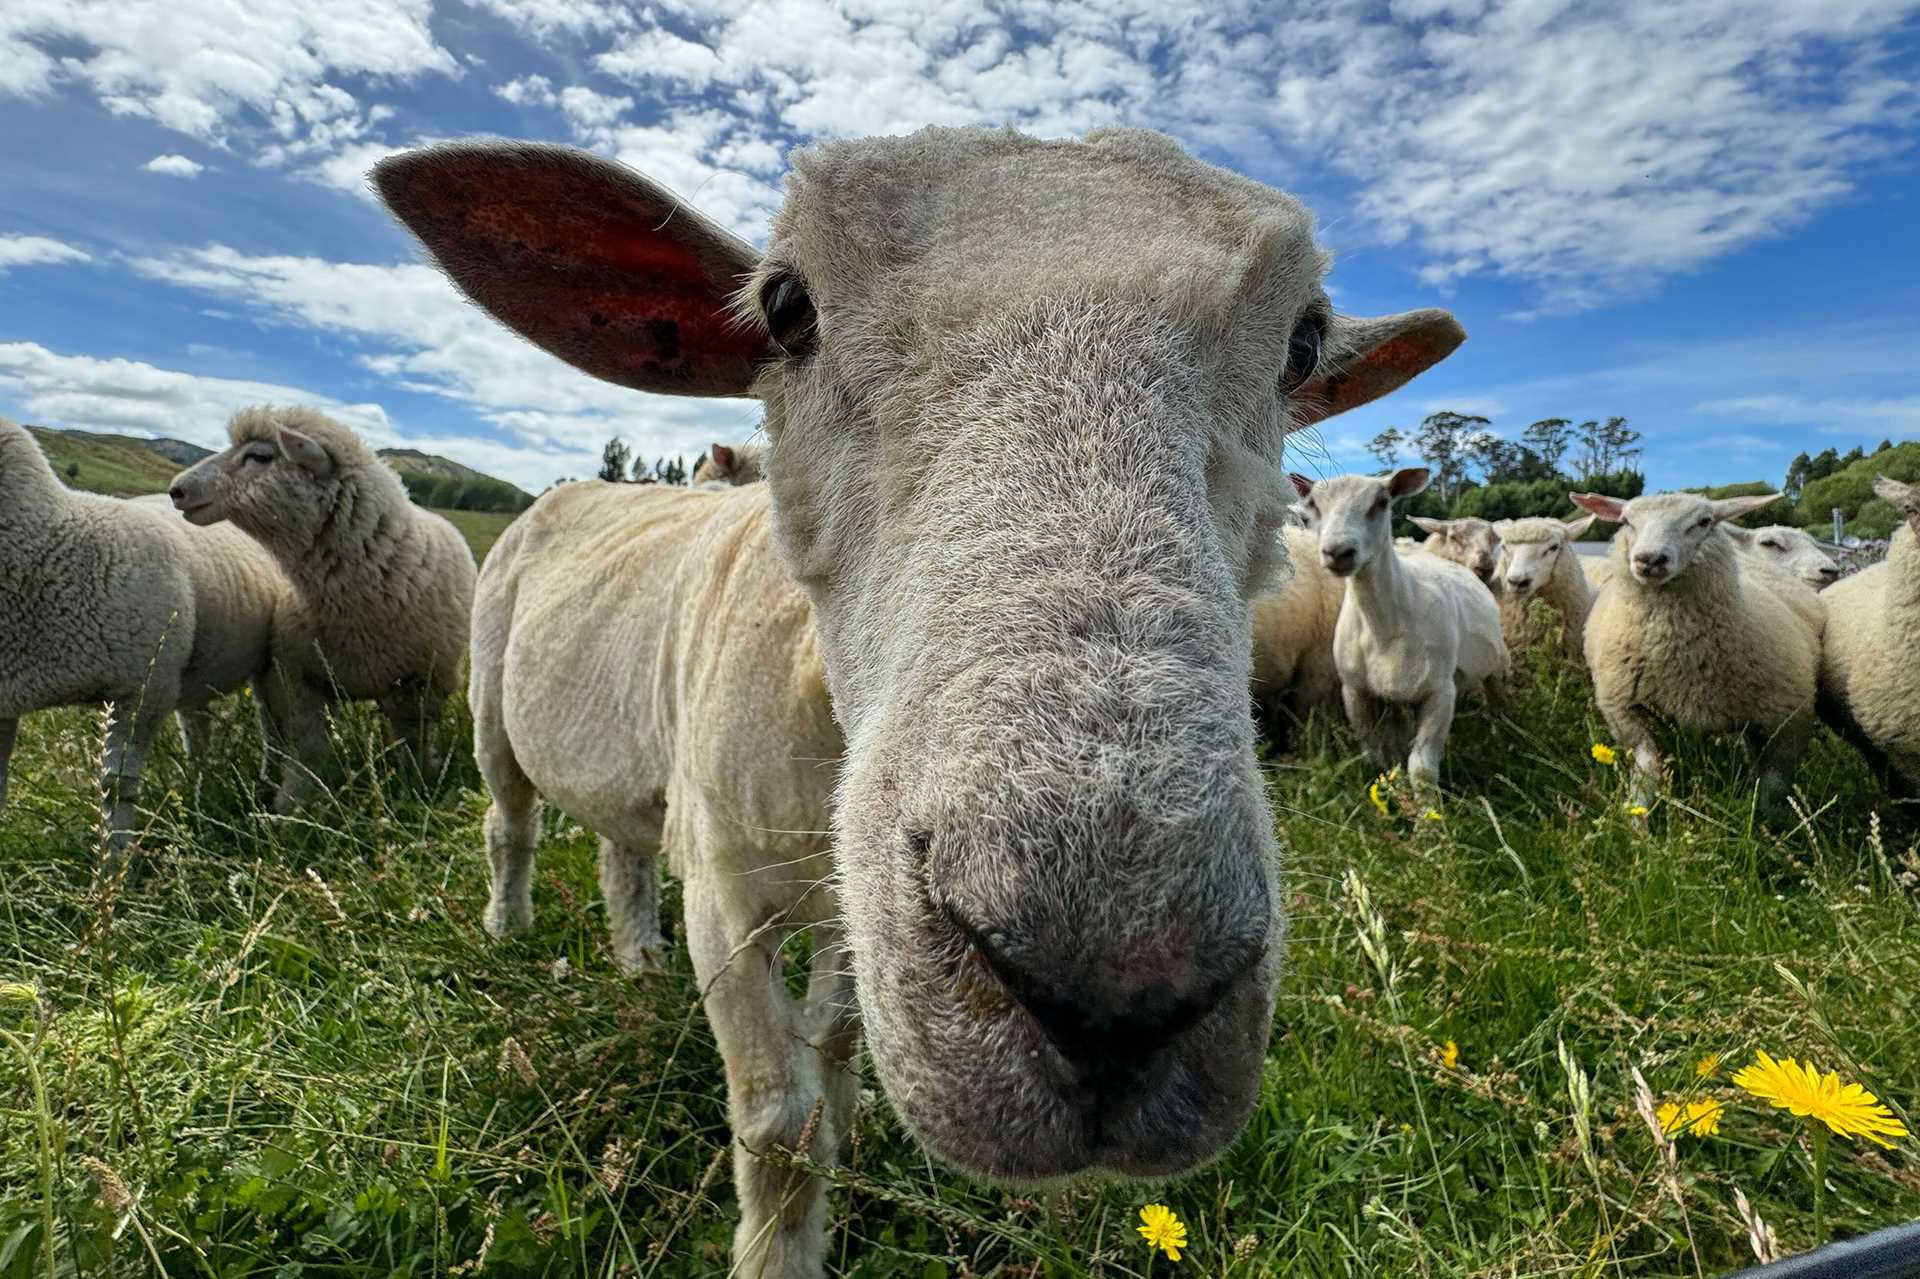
[176,500,217,524]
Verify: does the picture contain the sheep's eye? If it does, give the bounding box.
[1760,538,1779,549]
[1282,309,1327,393]
[1694,516,1712,530]
[245,448,274,466]
[760,273,817,356]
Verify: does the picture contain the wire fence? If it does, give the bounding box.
[1726,1220,1920,1279]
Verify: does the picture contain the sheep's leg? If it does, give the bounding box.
[100,699,165,869]
[1750,711,1814,823]
[264,675,331,814]
[378,683,442,790]
[1342,684,1393,771]
[598,824,667,974]
[475,715,540,940]
[1408,683,1457,791]
[1605,705,1664,810]
[686,868,835,1279]
[176,704,215,759]
[0,718,15,810]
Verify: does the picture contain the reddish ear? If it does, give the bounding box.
[1569,492,1625,522]
[1289,472,1315,499]
[1292,309,1465,427]
[372,142,768,397]
[1387,467,1430,499]
[711,442,736,473]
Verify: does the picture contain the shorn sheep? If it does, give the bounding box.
[1410,515,1502,586]
[1250,525,1345,745]
[1819,476,1920,804]
[1295,468,1507,788]
[691,439,767,486]
[1,416,286,856]
[169,407,477,811]
[1570,490,1823,817]
[373,127,1465,1277]
[1496,515,1597,658]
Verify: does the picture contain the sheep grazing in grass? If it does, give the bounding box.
[1,417,287,856]
[691,440,767,487]
[375,127,1464,1277]
[1250,525,1345,746]
[1495,515,1597,658]
[1295,469,1507,789]
[169,407,477,811]
[1570,490,1822,817]
[1724,524,1843,589]
[1818,476,1920,805]
[1409,516,1503,587]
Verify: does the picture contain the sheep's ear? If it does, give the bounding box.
[1387,467,1430,500]
[1408,515,1448,535]
[710,443,736,475]
[372,143,767,398]
[1873,474,1920,514]
[276,428,334,478]
[1710,493,1783,524]
[1722,524,1755,545]
[1291,309,1464,427]
[1289,472,1315,499]
[1569,492,1624,522]
[1563,513,1597,538]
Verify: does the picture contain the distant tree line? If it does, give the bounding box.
[400,472,534,514]
[597,436,701,486]
[1362,412,1645,537]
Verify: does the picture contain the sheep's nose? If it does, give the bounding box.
[1321,544,1357,574]
[1818,565,1842,584]
[1507,575,1533,592]
[948,905,1264,1067]
[1632,551,1670,579]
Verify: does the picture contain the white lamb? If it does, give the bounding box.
[1,416,287,854]
[1494,515,1597,659]
[1250,523,1344,746]
[691,440,767,487]
[1295,468,1508,787]
[1724,524,1843,589]
[1409,515,1503,587]
[1570,490,1823,817]
[1817,476,1920,804]
[168,407,477,810]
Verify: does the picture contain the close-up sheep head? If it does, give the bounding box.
[168,406,350,548]
[371,128,1465,1183]
[1571,490,1783,586]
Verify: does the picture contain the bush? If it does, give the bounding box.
[1691,480,1790,529]
[1794,441,1920,535]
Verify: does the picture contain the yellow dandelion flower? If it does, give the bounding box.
[1440,1040,1460,1070]
[1368,778,1391,816]
[1137,1204,1187,1262]
[1627,804,1650,818]
[1696,1053,1721,1079]
[1732,1052,1910,1148]
[1591,743,1617,766]
[1656,1097,1723,1138]
[1424,809,1445,822]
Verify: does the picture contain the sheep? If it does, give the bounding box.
[1724,524,1843,589]
[1294,468,1508,788]
[1495,515,1597,658]
[1569,489,1823,817]
[168,406,477,811]
[691,440,767,487]
[0,416,286,856]
[1250,524,1345,746]
[374,126,1465,1277]
[1409,515,1503,587]
[1817,476,1920,804]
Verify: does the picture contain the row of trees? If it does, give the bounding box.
[1783,441,1897,501]
[598,437,701,487]
[1360,412,1644,532]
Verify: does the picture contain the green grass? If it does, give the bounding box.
[2,625,1917,1277]
[30,428,186,497]
[434,509,521,564]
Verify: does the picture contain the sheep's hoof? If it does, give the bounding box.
[483,901,532,939]
[615,943,668,977]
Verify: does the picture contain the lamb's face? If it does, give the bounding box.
[1616,495,1724,585]
[1414,517,1501,584]
[1500,515,1594,596]
[1300,470,1428,579]
[1726,525,1841,588]
[169,426,337,546]
[372,129,1466,1185]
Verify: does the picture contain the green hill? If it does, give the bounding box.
[1793,440,1920,539]
[26,425,197,496]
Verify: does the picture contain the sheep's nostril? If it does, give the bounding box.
[1508,576,1532,591]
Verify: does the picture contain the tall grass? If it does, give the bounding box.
[2,631,1915,1277]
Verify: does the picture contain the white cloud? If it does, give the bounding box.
[0,233,90,273]
[1697,392,1920,435]
[143,153,204,178]
[126,245,759,486]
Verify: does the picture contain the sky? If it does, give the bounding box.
[2,0,1917,494]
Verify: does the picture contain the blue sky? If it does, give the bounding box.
[1,0,1916,492]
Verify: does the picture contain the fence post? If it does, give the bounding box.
[1833,508,1845,544]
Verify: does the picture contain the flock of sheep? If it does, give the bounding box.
[3,125,1915,1278]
